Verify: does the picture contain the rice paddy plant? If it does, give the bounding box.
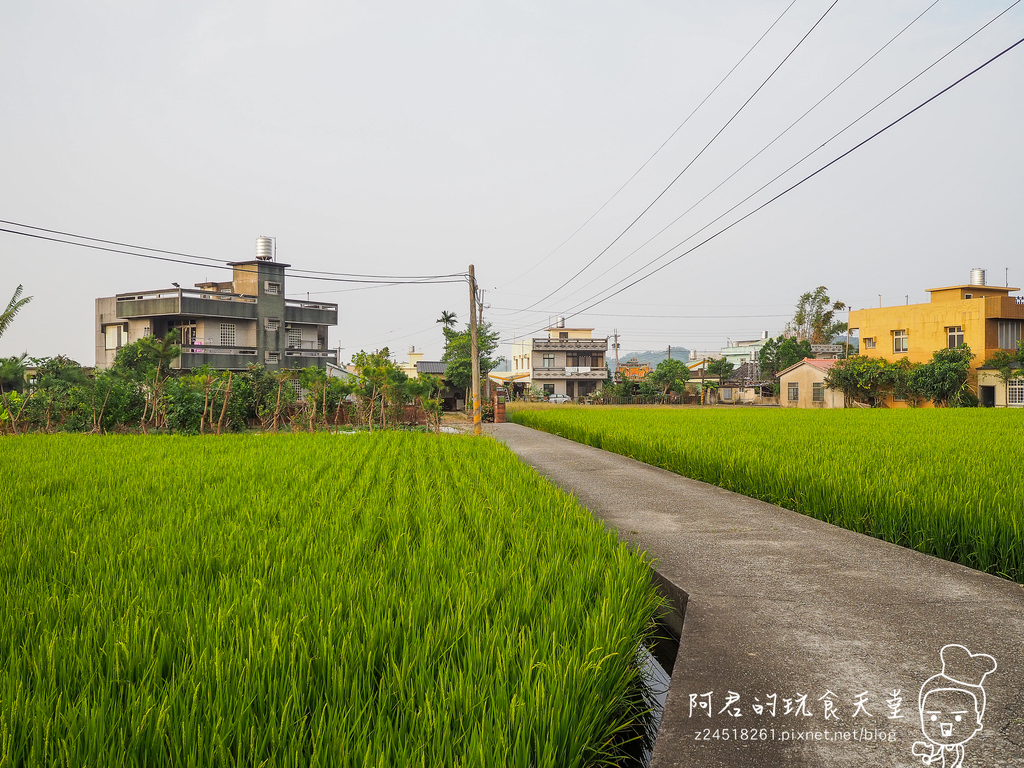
[508,406,1024,582]
[0,432,662,767]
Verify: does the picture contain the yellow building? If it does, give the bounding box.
[397,347,425,379]
[848,271,1024,407]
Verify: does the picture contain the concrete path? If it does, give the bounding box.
[484,423,1024,768]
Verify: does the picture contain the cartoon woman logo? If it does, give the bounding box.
[912,644,997,768]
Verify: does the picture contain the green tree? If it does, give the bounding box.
[907,345,975,407]
[981,342,1024,387]
[442,322,503,406]
[787,286,847,343]
[758,336,814,379]
[0,285,32,340]
[436,310,457,329]
[705,358,734,382]
[351,349,408,430]
[825,356,899,405]
[406,373,443,431]
[0,354,28,394]
[649,358,690,395]
[298,366,331,432]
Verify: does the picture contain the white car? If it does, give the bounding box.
[546,394,571,404]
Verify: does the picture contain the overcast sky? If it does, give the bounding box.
[2,0,1022,366]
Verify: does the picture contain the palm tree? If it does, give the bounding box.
[0,285,32,340]
[0,353,28,393]
[436,310,457,329]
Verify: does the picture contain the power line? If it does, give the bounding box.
[555,0,945,305]
[487,307,790,319]
[0,225,466,285]
[500,31,1024,341]
[493,0,799,292]
[537,1,1024,328]
[517,0,841,315]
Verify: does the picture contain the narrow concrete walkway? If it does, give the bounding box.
[484,423,1024,768]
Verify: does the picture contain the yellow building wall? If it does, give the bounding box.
[849,294,1024,408]
[546,327,593,339]
[849,300,986,366]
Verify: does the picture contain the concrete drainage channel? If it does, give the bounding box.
[616,570,687,767]
[636,570,688,767]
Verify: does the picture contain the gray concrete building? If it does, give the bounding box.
[95,239,338,372]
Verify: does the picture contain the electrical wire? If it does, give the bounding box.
[523,1,1024,328]
[517,0,842,314]
[0,225,466,285]
[556,0,945,305]
[493,0,799,291]
[500,30,1024,341]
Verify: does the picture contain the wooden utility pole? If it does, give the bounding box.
[469,265,481,436]
[613,329,620,372]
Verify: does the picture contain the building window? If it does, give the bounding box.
[266,351,280,364]
[812,382,824,402]
[542,384,555,395]
[220,323,236,346]
[264,282,281,296]
[265,318,281,331]
[542,354,555,368]
[946,326,964,349]
[288,329,302,347]
[559,332,568,339]
[567,353,595,367]
[104,324,126,350]
[998,320,1022,350]
[1008,380,1024,405]
[863,337,876,349]
[892,329,908,354]
[722,388,733,401]
[788,382,799,401]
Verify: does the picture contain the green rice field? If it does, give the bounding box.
[508,406,1024,583]
[0,432,661,768]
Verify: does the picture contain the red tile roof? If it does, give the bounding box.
[801,357,839,371]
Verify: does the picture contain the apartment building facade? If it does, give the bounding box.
[95,241,338,372]
[510,321,609,400]
[848,270,1024,407]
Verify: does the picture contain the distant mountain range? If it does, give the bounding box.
[614,347,691,369]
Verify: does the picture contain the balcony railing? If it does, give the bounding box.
[117,288,257,304]
[286,341,326,350]
[285,298,337,311]
[180,344,258,357]
[531,366,609,379]
[532,338,609,351]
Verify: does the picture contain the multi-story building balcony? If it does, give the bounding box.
[115,288,260,320]
[531,366,610,380]
[531,337,608,351]
[285,349,338,367]
[285,298,339,326]
[177,344,260,370]
[96,240,340,373]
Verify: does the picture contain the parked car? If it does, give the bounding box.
[546,394,571,404]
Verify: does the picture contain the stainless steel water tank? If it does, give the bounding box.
[256,236,274,261]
